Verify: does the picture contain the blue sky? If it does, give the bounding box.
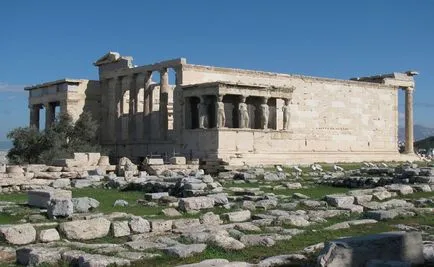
[0,0,433,141]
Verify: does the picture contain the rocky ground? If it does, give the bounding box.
[0,160,433,266]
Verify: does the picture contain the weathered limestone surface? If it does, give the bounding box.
[26,51,418,166]
[28,189,72,208]
[179,197,215,211]
[39,228,61,243]
[317,232,424,267]
[59,218,111,240]
[0,224,36,245]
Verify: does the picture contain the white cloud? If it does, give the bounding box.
[0,82,26,93]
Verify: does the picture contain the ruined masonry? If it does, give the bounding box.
[26,52,418,166]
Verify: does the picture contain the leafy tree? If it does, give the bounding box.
[39,113,74,164]
[7,126,47,164]
[69,111,100,152]
[7,112,104,165]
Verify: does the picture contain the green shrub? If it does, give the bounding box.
[7,112,105,165]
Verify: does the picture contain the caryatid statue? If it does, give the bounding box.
[216,95,225,128]
[197,97,208,128]
[260,98,269,129]
[238,96,249,128]
[282,98,290,130]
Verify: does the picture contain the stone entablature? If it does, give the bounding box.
[25,51,419,166]
[182,82,294,131]
[25,79,100,130]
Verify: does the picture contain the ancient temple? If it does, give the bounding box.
[25,52,418,166]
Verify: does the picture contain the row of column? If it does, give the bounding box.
[197,95,291,130]
[104,68,172,142]
[29,102,63,130]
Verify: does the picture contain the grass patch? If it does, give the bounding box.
[0,192,27,203]
[260,185,350,199]
[72,188,162,218]
[134,213,434,267]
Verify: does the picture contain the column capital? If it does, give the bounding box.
[404,86,414,92]
[239,95,247,103]
[217,94,225,102]
[283,98,291,105]
[160,67,168,75]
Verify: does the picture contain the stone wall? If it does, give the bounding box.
[27,53,416,166]
[178,64,401,164]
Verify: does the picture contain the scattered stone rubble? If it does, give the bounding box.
[0,159,433,266]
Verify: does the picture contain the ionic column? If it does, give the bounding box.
[238,96,249,128]
[134,73,145,140]
[216,94,225,128]
[120,76,131,141]
[29,104,40,130]
[260,97,269,129]
[160,68,169,139]
[107,78,118,142]
[404,87,414,154]
[45,102,55,129]
[142,71,153,139]
[113,77,123,142]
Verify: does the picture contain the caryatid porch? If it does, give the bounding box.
[182,82,295,131]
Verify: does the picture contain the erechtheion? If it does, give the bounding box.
[25,52,418,166]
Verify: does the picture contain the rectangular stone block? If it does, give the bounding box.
[24,164,48,173]
[87,153,101,166]
[145,192,169,201]
[170,157,186,165]
[145,158,164,165]
[73,153,88,162]
[317,231,424,266]
[28,189,72,208]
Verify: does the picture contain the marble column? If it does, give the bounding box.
[29,104,40,130]
[216,95,225,128]
[120,76,131,141]
[134,73,146,140]
[260,97,269,130]
[45,102,55,129]
[107,78,118,142]
[113,77,123,142]
[160,68,169,139]
[238,96,249,128]
[404,87,414,154]
[142,71,153,139]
